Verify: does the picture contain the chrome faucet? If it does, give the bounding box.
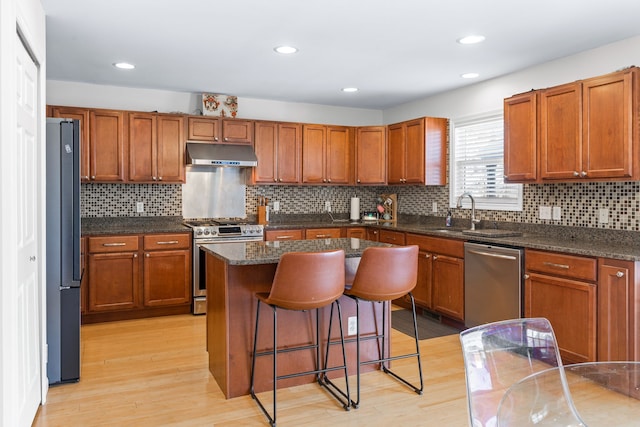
[456,192,481,230]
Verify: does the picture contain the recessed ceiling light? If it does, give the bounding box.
[461,73,479,79]
[457,35,486,45]
[274,46,298,54]
[113,62,135,70]
[341,87,358,93]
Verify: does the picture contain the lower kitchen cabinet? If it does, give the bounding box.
[264,229,304,241]
[84,233,191,323]
[345,227,366,239]
[524,249,597,364]
[378,229,405,245]
[305,228,341,239]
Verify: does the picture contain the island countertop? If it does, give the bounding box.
[200,237,393,265]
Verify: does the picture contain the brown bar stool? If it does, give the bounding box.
[343,245,422,408]
[250,249,351,426]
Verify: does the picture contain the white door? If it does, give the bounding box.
[15,34,42,426]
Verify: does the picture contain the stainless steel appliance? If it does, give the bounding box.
[183,218,264,314]
[464,242,523,328]
[46,118,81,384]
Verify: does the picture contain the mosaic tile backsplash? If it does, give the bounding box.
[82,181,640,231]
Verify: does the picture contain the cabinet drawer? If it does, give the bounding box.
[305,228,342,239]
[406,233,464,258]
[143,233,191,250]
[88,235,139,253]
[264,229,304,241]
[378,230,405,245]
[525,249,597,282]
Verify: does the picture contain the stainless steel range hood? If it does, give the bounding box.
[186,142,258,167]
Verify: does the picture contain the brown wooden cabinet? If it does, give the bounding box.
[504,92,538,182]
[366,228,379,241]
[387,117,447,185]
[302,125,352,184]
[142,234,191,307]
[345,227,366,239]
[80,237,87,314]
[355,126,386,185]
[598,258,640,361]
[378,229,405,245]
[128,113,185,183]
[524,249,597,364]
[405,234,464,321]
[253,121,301,184]
[505,67,640,183]
[304,228,342,239]
[264,229,304,241]
[50,106,91,181]
[187,116,253,144]
[89,109,127,182]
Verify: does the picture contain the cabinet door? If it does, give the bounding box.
[504,92,537,182]
[424,117,447,185]
[404,118,426,184]
[355,126,386,184]
[89,109,126,182]
[582,70,634,179]
[525,272,596,363]
[51,106,91,181]
[540,83,582,180]
[305,228,341,239]
[412,250,433,309]
[254,121,278,183]
[326,126,351,184]
[277,123,301,183]
[432,255,464,321]
[366,228,379,241]
[378,229,405,245]
[345,227,366,239]
[598,259,637,361]
[264,229,304,241]
[143,249,190,307]
[128,112,157,182]
[88,252,139,311]
[387,122,405,184]
[187,117,219,142]
[302,124,326,183]
[157,115,185,182]
[221,119,253,144]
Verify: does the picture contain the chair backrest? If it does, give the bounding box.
[347,245,418,301]
[459,318,576,427]
[265,249,345,311]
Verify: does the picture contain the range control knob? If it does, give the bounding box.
[204,230,210,235]
[196,230,203,236]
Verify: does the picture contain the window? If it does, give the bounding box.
[450,111,522,211]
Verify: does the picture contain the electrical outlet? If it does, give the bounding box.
[432,202,438,213]
[598,208,609,223]
[539,206,551,220]
[552,206,561,221]
[273,201,280,211]
[348,316,357,336]
[136,202,144,213]
[324,201,331,212]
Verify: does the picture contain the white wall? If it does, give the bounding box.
[383,35,640,123]
[46,80,383,126]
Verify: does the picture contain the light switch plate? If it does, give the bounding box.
[598,208,609,223]
[432,202,438,212]
[552,206,561,220]
[539,206,551,220]
[136,202,144,213]
[273,201,280,211]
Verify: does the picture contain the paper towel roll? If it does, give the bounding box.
[350,197,360,221]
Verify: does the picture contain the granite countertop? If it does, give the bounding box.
[81,216,190,235]
[200,238,392,265]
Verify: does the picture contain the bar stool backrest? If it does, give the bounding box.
[348,245,419,301]
[264,249,346,311]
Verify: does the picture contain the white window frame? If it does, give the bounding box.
[449,111,523,211]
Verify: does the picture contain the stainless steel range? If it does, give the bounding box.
[184,218,264,314]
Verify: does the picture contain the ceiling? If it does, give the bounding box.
[41,0,640,110]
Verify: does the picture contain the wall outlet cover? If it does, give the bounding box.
[599,208,609,223]
[136,202,144,213]
[539,206,551,220]
[552,206,561,220]
[348,316,357,335]
[273,201,280,211]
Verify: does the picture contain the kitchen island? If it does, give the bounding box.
[201,238,393,399]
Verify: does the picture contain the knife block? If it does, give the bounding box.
[257,206,268,224]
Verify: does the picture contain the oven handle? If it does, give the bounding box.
[195,238,263,244]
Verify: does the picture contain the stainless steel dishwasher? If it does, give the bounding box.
[464,242,524,328]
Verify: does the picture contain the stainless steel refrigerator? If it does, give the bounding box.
[46,118,81,384]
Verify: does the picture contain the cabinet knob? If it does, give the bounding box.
[152,176,157,181]
[327,179,331,183]
[278,178,282,182]
[133,253,138,258]
[146,253,150,258]
[158,176,162,181]
[91,175,96,180]
[223,137,228,142]
[214,137,219,142]
[357,179,361,183]
[580,171,587,178]
[524,274,530,280]
[616,271,625,278]
[433,255,438,260]
[274,178,278,182]
[573,171,579,177]
[82,175,89,180]
[323,179,327,182]
[425,254,430,259]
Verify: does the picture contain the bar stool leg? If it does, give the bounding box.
[250,301,278,426]
[319,300,351,409]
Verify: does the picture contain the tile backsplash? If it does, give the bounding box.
[82,181,639,231]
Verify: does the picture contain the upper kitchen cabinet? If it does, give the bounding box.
[504,92,538,182]
[387,117,447,185]
[302,125,352,184]
[128,113,185,183]
[505,66,640,183]
[89,109,127,182]
[187,116,254,144]
[253,121,301,184]
[50,106,91,181]
[355,126,387,185]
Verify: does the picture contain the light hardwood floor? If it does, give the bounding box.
[34,314,469,426]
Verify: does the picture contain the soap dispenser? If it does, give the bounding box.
[445,209,453,227]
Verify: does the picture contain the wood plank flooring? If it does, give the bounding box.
[33,314,469,426]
